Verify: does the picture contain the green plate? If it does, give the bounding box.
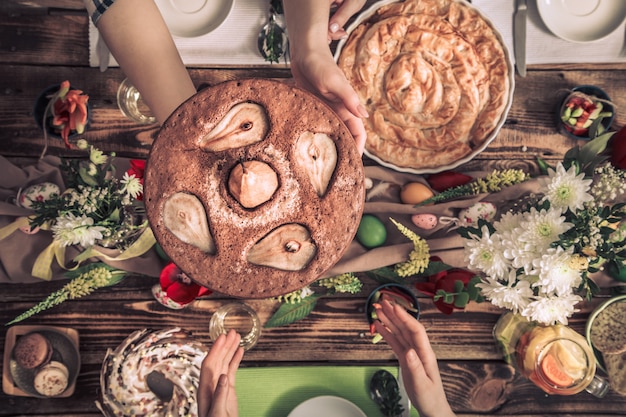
[585,294,626,373]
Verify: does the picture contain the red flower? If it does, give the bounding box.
[50,80,89,148]
[159,262,212,305]
[126,160,146,200]
[415,257,477,315]
[426,170,473,192]
[609,125,626,170]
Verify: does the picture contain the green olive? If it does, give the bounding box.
[356,214,387,249]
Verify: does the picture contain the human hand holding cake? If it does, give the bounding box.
[284,0,368,155]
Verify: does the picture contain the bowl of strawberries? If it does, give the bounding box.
[556,85,614,140]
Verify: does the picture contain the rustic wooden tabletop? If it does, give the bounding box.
[1,1,626,416]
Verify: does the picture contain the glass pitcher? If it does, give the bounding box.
[493,312,609,397]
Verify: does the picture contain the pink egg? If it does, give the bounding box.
[411,213,438,230]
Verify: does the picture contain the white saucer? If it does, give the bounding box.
[537,0,626,43]
[287,396,367,417]
[155,0,234,38]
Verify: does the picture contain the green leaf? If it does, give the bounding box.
[536,157,552,175]
[453,280,464,293]
[365,267,401,283]
[264,294,322,328]
[418,260,452,277]
[443,293,454,304]
[454,292,470,308]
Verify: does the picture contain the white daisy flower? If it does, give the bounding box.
[121,172,143,200]
[539,162,593,212]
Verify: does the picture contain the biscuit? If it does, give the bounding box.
[34,361,69,397]
[13,332,53,369]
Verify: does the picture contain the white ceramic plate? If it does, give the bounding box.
[585,294,626,372]
[537,0,626,43]
[155,0,234,38]
[287,396,366,417]
[333,0,514,174]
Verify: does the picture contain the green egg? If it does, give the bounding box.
[356,214,387,249]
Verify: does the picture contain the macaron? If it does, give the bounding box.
[33,361,69,397]
[13,332,53,369]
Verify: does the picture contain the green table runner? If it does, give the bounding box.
[236,366,419,417]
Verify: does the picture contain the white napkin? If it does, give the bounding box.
[89,0,289,68]
[472,0,626,64]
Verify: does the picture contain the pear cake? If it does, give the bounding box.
[145,79,365,299]
[336,0,513,172]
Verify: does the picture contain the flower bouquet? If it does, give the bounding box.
[458,128,626,325]
[2,141,158,324]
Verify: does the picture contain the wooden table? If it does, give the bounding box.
[1,1,626,416]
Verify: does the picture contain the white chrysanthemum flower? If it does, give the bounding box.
[494,211,523,235]
[539,163,593,212]
[521,293,582,325]
[51,213,106,247]
[533,247,582,297]
[121,172,143,200]
[476,274,533,314]
[89,146,108,165]
[463,225,510,278]
[520,208,573,253]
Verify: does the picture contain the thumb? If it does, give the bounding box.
[207,374,229,417]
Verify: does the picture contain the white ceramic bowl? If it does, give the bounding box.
[155,0,234,38]
[537,0,626,43]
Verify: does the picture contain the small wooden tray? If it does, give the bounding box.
[2,325,80,397]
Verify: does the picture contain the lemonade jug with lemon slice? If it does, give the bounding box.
[493,312,609,397]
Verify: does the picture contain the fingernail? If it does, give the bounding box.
[357,104,369,118]
[330,22,340,33]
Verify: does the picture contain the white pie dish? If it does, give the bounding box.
[334,0,514,174]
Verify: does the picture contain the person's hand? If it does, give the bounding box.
[374,300,456,417]
[289,49,368,154]
[197,330,244,417]
[283,0,368,154]
[328,0,367,42]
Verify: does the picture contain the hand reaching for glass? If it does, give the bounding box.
[197,330,245,417]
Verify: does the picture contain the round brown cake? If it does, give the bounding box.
[145,79,365,299]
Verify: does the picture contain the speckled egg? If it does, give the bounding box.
[411,213,438,230]
[399,182,434,205]
[19,224,40,235]
[459,202,497,227]
[18,182,60,209]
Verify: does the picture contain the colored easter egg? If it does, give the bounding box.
[411,214,438,230]
[356,214,387,248]
[18,182,60,209]
[400,182,434,204]
[458,202,497,226]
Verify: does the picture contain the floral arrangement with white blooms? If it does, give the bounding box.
[458,129,626,325]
